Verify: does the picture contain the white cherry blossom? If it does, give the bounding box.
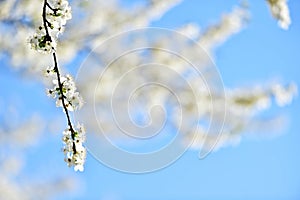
[267,0,291,30]
[62,123,86,172]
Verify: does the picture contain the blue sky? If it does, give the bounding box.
[1,0,300,199]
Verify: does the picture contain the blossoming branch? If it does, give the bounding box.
[28,0,86,172]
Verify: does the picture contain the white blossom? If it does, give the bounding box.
[28,0,72,54]
[46,88,57,98]
[28,26,57,54]
[62,123,86,172]
[226,87,272,116]
[178,23,200,39]
[43,66,57,77]
[267,0,291,30]
[48,73,84,111]
[272,83,297,106]
[199,6,249,51]
[46,0,72,37]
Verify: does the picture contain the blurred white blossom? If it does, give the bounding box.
[267,0,291,29]
[199,5,249,51]
[272,82,297,106]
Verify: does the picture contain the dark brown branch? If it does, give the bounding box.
[46,2,59,15]
[42,0,51,41]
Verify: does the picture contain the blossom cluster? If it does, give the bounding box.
[28,0,72,53]
[63,124,87,172]
[47,0,72,35]
[28,27,57,54]
[267,0,291,30]
[272,82,297,106]
[45,67,84,111]
[45,66,86,171]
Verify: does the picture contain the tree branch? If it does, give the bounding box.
[42,0,76,153]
